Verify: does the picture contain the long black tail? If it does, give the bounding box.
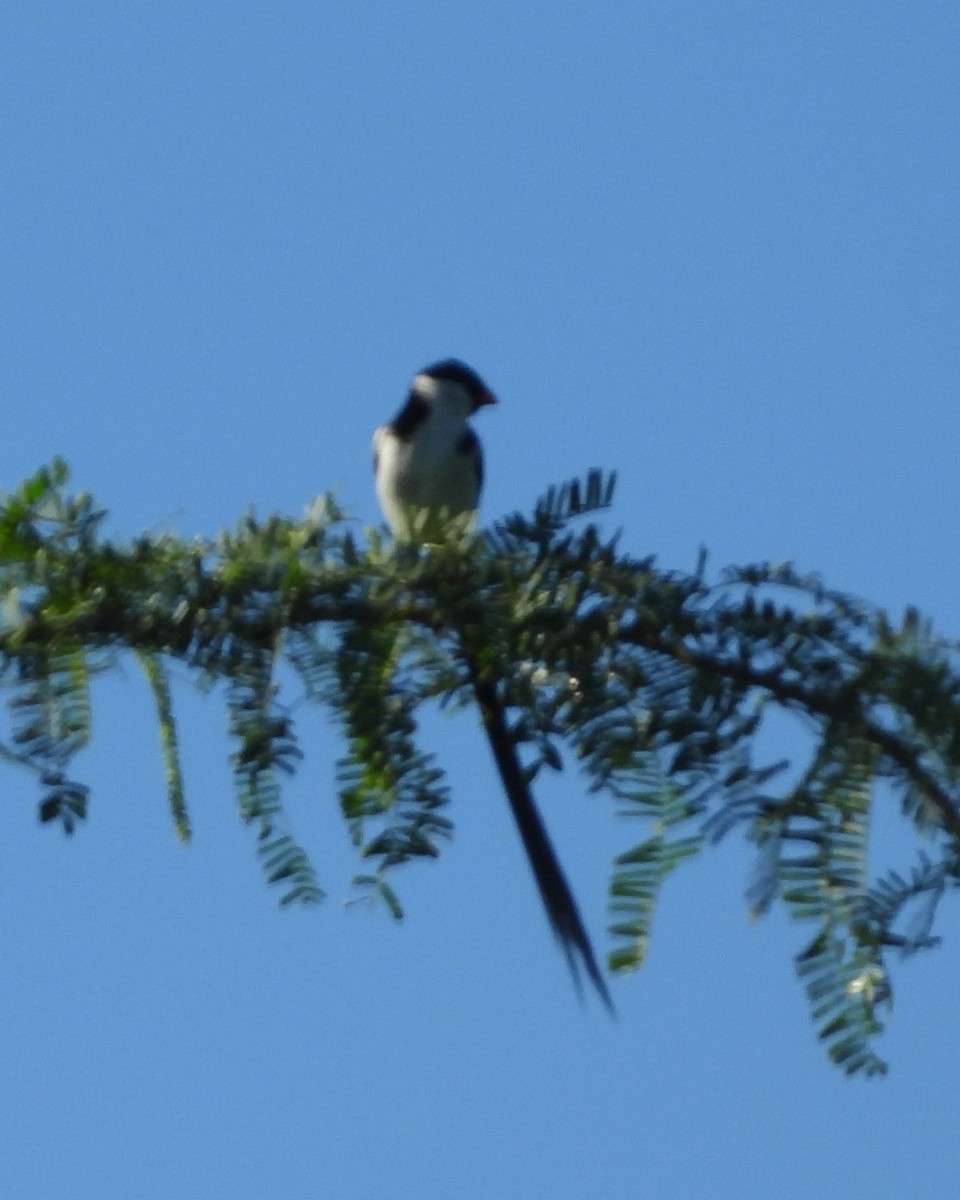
[472,677,615,1014]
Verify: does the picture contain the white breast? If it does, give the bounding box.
[374,411,480,539]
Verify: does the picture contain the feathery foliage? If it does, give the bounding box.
[2,459,960,1074]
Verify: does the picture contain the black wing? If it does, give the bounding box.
[391,392,431,441]
[374,392,431,475]
[456,427,484,495]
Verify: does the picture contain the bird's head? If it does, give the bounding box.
[413,359,498,418]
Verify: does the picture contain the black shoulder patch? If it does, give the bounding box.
[457,427,484,494]
[390,392,431,441]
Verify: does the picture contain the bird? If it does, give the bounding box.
[373,358,496,541]
[373,359,613,1011]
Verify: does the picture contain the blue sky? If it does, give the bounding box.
[2,3,959,1196]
